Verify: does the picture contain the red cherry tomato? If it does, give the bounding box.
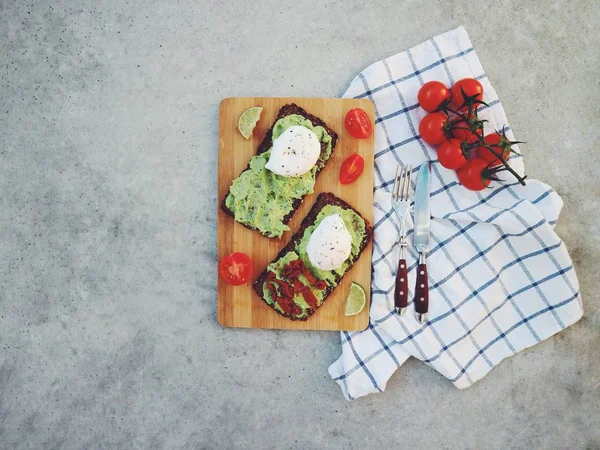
[345,108,372,139]
[419,112,448,145]
[450,117,485,142]
[450,119,477,141]
[418,81,450,112]
[457,158,491,191]
[219,252,253,286]
[339,154,365,185]
[437,139,467,170]
[477,133,511,167]
[450,78,484,110]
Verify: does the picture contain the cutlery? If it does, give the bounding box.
[413,163,431,323]
[391,164,412,315]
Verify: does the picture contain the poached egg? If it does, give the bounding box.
[306,214,352,271]
[265,126,320,177]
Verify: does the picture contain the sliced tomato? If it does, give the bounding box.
[345,108,372,139]
[219,252,253,286]
[339,154,365,185]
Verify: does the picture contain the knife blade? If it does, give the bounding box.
[413,163,431,252]
[413,163,431,323]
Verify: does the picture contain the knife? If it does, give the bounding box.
[413,163,431,324]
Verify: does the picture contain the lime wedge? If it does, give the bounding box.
[345,282,366,316]
[238,106,263,139]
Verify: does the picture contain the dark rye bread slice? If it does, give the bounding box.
[253,193,373,321]
[221,103,339,237]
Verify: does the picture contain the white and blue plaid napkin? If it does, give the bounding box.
[328,26,583,400]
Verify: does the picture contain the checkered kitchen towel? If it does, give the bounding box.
[328,26,583,400]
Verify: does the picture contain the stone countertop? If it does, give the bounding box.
[1,1,598,448]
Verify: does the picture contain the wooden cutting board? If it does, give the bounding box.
[217,97,374,330]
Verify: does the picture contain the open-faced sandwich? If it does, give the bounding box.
[253,193,373,320]
[222,104,338,238]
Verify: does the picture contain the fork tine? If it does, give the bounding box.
[396,165,403,199]
[400,165,407,201]
[392,165,400,198]
[398,166,405,200]
[409,165,413,197]
[404,165,413,200]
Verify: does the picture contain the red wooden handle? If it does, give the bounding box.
[394,259,408,311]
[414,263,429,314]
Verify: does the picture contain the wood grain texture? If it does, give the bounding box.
[217,97,374,330]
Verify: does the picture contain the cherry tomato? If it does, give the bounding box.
[450,118,483,142]
[457,158,491,191]
[450,78,484,109]
[339,154,365,185]
[219,252,253,286]
[418,81,450,112]
[450,119,474,141]
[419,112,448,145]
[477,133,511,166]
[345,108,372,139]
[437,139,467,170]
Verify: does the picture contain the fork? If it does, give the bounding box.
[391,164,413,315]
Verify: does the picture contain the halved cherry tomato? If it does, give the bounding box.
[219,252,253,286]
[340,154,365,185]
[437,139,467,170]
[419,112,448,145]
[345,108,372,139]
[418,81,451,112]
[477,132,511,166]
[457,158,490,191]
[450,78,484,110]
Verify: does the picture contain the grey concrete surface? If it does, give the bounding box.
[1,0,599,448]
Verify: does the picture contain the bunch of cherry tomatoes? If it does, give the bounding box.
[417,78,526,191]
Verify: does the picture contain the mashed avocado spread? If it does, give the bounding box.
[262,205,366,316]
[225,114,333,238]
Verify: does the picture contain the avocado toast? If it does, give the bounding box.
[253,193,373,321]
[222,104,338,238]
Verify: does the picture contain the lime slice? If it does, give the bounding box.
[345,282,366,316]
[238,106,263,139]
